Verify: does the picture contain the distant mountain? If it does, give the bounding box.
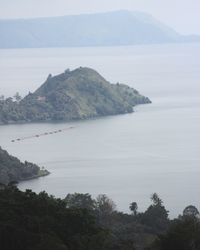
[0,67,151,124]
[0,10,199,49]
[0,147,49,185]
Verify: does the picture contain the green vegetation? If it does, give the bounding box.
[0,147,49,185]
[0,186,109,250]
[148,218,200,250]
[0,187,199,250]
[0,67,151,124]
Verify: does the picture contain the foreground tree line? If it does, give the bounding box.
[0,185,199,250]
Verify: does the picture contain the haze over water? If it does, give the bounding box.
[0,44,200,217]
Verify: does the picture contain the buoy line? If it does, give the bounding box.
[11,126,74,142]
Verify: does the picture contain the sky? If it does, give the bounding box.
[0,0,200,35]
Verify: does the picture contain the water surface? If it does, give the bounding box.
[0,44,200,217]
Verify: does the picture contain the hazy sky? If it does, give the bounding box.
[0,0,200,35]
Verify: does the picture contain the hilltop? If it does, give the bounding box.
[0,67,151,124]
[0,10,199,49]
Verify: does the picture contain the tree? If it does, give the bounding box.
[149,218,200,250]
[13,92,22,102]
[0,95,4,101]
[151,193,163,206]
[65,193,95,210]
[95,194,116,228]
[5,97,13,103]
[0,187,109,250]
[139,194,169,232]
[129,202,138,216]
[183,205,200,219]
[95,194,116,215]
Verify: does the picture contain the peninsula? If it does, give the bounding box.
[0,67,151,124]
[0,147,49,185]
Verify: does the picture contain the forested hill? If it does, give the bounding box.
[0,67,151,124]
[0,10,200,48]
[0,147,49,184]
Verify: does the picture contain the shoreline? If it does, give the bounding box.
[19,169,50,183]
[0,101,151,126]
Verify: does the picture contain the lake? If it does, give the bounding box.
[0,44,200,217]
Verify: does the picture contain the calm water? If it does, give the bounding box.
[0,44,200,217]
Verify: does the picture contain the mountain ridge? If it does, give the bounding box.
[0,10,199,49]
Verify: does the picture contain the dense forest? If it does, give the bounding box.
[0,67,151,124]
[0,147,49,184]
[0,185,199,250]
